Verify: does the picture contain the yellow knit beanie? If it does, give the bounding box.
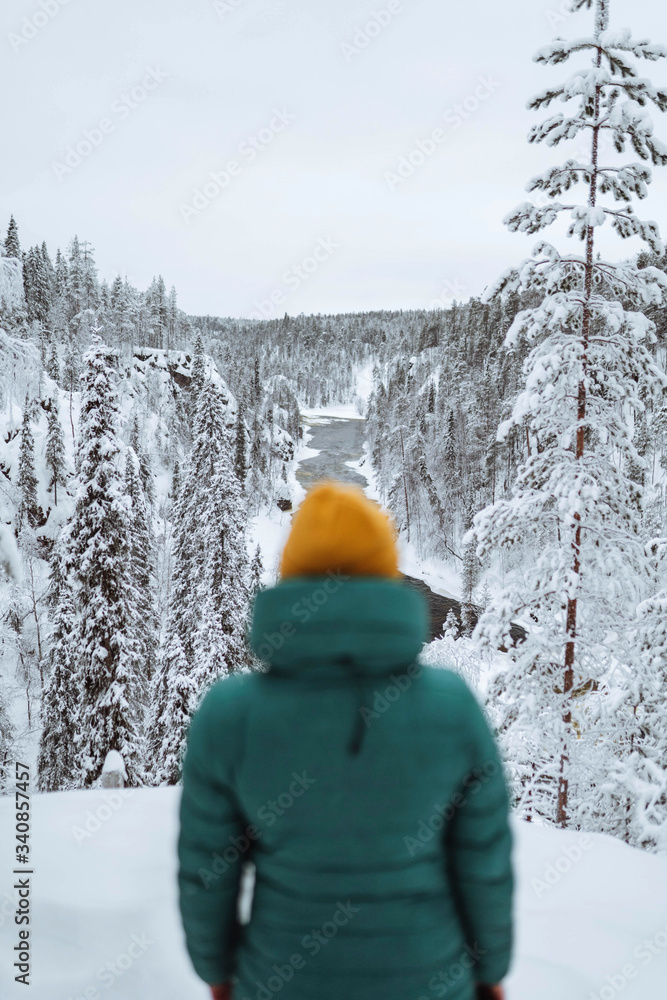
[280,481,400,579]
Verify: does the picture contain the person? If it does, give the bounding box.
[178,482,513,1000]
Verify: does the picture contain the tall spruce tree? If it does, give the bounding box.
[63,338,79,440]
[16,400,41,530]
[473,0,667,833]
[46,388,67,506]
[192,434,250,690]
[147,379,250,784]
[36,540,79,791]
[124,450,158,685]
[46,339,60,382]
[130,413,155,507]
[460,496,479,636]
[4,215,21,259]
[191,333,205,401]
[147,631,197,786]
[234,400,248,482]
[68,341,145,786]
[250,544,264,596]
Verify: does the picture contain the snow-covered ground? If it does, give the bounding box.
[246,421,318,583]
[1,787,666,999]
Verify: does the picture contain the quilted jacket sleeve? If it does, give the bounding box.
[177,680,248,985]
[447,685,514,985]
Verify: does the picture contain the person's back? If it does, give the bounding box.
[178,484,514,1000]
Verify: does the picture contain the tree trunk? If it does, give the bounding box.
[399,428,410,543]
[69,386,75,441]
[28,556,43,686]
[557,3,604,828]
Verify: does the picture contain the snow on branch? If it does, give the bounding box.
[602,206,663,251]
[0,256,37,398]
[599,29,667,63]
[480,264,522,304]
[527,160,592,197]
[597,162,652,200]
[530,71,667,113]
[0,254,24,313]
[534,29,665,71]
[504,201,566,234]
[527,160,652,202]
[529,113,592,147]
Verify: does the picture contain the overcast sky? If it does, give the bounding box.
[2,0,667,318]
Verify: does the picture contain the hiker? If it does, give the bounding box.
[178,482,514,1000]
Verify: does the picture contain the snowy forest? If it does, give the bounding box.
[1,0,667,866]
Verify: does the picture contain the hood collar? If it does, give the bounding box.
[250,575,427,677]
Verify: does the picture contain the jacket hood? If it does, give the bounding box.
[250,576,428,677]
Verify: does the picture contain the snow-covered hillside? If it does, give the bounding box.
[1,788,666,1000]
[0,342,299,776]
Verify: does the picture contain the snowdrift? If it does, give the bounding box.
[1,788,667,999]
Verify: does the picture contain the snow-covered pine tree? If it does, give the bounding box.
[45,387,67,506]
[124,450,158,684]
[36,540,79,791]
[472,0,667,833]
[130,412,156,507]
[167,285,179,350]
[158,435,206,669]
[146,631,197,786]
[46,339,60,382]
[4,215,21,259]
[191,333,205,401]
[248,409,266,512]
[23,242,53,326]
[610,536,667,850]
[16,400,41,531]
[234,399,248,482]
[460,496,479,636]
[54,248,68,298]
[63,337,79,441]
[192,438,250,691]
[79,240,99,314]
[1,227,31,364]
[172,459,181,502]
[250,544,264,595]
[68,340,146,787]
[0,250,23,313]
[443,609,459,640]
[251,357,261,405]
[147,379,250,784]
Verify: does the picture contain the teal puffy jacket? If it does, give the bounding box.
[178,578,513,1000]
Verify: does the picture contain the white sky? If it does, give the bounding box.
[2,0,667,318]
